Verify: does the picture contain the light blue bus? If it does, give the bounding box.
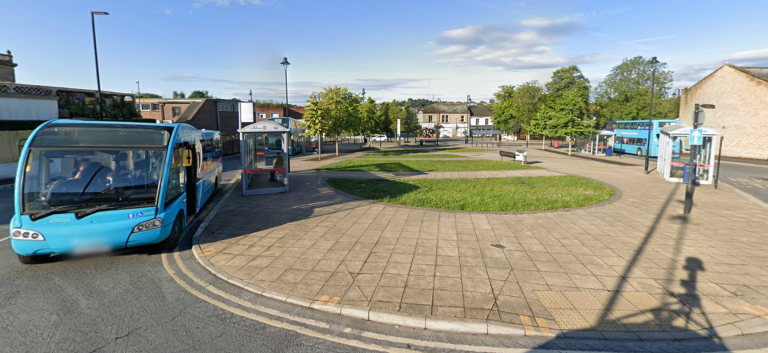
[10,120,222,264]
[607,119,679,157]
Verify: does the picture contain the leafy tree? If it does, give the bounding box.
[172,91,186,99]
[378,101,394,136]
[360,97,380,146]
[135,93,162,98]
[545,65,591,121]
[302,86,361,156]
[402,104,421,136]
[188,90,213,99]
[491,85,516,133]
[593,56,675,127]
[538,90,593,155]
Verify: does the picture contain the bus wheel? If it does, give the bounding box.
[17,254,47,265]
[160,215,184,251]
[636,148,643,156]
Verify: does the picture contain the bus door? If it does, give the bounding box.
[182,143,198,217]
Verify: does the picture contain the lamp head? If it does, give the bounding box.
[700,104,716,109]
[280,57,290,67]
[92,11,109,15]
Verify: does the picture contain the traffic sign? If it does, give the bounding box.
[690,129,703,146]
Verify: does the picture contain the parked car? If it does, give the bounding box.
[503,135,518,141]
[370,135,387,142]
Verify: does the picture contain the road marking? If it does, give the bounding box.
[756,305,768,316]
[315,295,330,305]
[535,318,551,335]
[0,236,8,243]
[162,253,408,353]
[519,315,536,335]
[742,307,768,320]
[328,297,341,307]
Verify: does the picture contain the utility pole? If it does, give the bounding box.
[645,56,659,174]
[684,103,715,214]
[91,11,109,120]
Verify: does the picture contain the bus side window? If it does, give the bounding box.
[165,148,185,207]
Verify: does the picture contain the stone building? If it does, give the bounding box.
[420,102,469,138]
[679,63,768,160]
[0,50,17,83]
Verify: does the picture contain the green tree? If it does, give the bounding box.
[402,103,420,136]
[172,91,186,99]
[360,97,380,146]
[509,81,544,144]
[545,65,591,121]
[593,56,675,127]
[302,86,361,157]
[538,90,593,155]
[188,90,213,99]
[491,85,516,133]
[378,101,394,136]
[135,93,162,98]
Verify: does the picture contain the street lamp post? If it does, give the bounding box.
[467,95,472,145]
[645,56,659,174]
[91,11,109,120]
[684,103,715,214]
[281,57,290,118]
[135,80,140,116]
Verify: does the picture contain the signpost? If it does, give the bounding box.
[684,104,715,214]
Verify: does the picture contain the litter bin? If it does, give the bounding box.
[682,164,698,185]
[606,147,613,156]
[554,140,559,148]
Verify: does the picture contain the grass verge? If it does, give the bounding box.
[317,159,540,172]
[328,176,613,212]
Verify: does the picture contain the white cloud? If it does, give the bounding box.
[430,18,611,71]
[193,0,262,8]
[164,8,172,15]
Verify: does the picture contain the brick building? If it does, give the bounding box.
[679,63,768,160]
[256,106,305,120]
[420,102,469,138]
[135,98,202,122]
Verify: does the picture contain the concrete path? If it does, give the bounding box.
[195,148,768,340]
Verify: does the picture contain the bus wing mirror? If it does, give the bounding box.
[183,149,194,167]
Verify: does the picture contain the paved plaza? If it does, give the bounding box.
[195,147,768,339]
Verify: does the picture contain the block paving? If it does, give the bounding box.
[197,148,768,334]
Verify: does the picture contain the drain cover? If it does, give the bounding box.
[490,243,506,249]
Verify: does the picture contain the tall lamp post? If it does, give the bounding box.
[644,56,659,174]
[684,103,715,214]
[135,80,140,115]
[467,95,472,145]
[281,57,290,117]
[91,11,109,120]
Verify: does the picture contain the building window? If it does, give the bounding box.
[442,115,448,123]
[172,107,182,117]
[217,103,234,112]
[428,115,433,122]
[461,115,465,122]
[271,113,279,118]
[485,118,489,125]
[258,113,266,119]
[140,103,150,111]
[150,103,160,111]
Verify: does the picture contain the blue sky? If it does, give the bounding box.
[3,0,767,104]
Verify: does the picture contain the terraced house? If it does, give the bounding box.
[419,102,469,138]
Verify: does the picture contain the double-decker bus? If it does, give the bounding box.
[267,117,306,155]
[607,119,679,157]
[9,120,223,264]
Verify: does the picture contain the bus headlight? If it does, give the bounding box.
[132,218,163,233]
[11,228,45,241]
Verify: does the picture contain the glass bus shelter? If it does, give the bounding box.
[575,131,613,156]
[657,125,718,185]
[239,120,290,195]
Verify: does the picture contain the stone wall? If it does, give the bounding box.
[0,50,17,83]
[679,65,768,160]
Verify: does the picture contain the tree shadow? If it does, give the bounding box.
[534,184,730,351]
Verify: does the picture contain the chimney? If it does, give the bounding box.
[0,50,18,83]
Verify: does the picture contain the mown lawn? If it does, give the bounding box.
[328,176,613,212]
[360,153,466,159]
[317,159,540,172]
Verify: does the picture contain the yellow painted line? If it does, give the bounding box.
[161,252,409,353]
[315,295,330,306]
[535,318,551,335]
[519,315,536,336]
[743,307,768,320]
[328,297,341,307]
[756,305,768,315]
